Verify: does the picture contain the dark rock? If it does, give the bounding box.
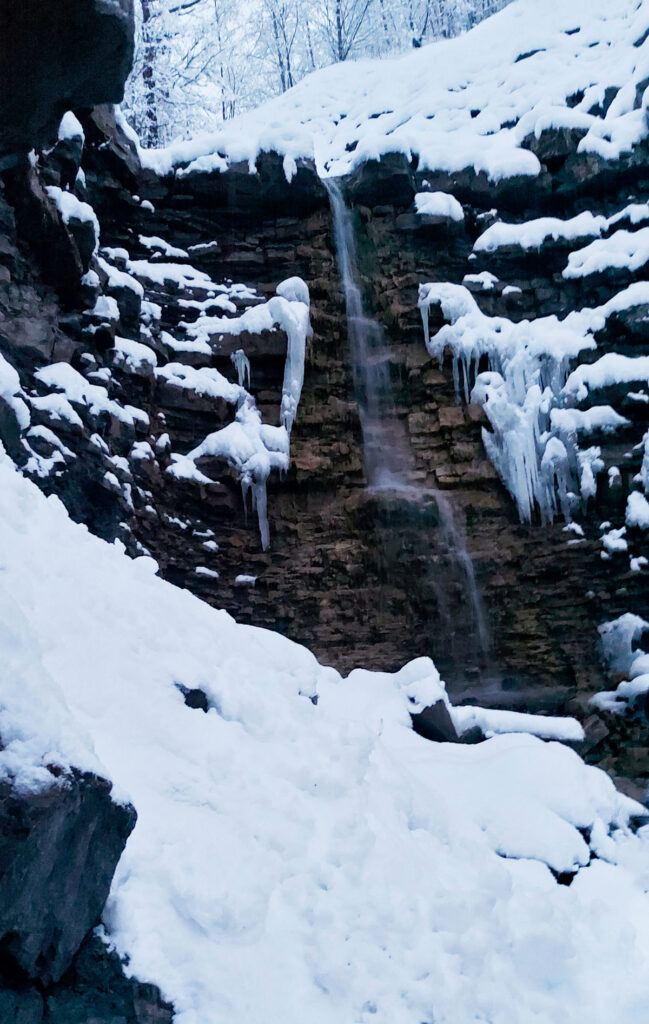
[43,934,173,1024]
[49,135,85,194]
[170,151,327,220]
[0,0,135,162]
[0,988,44,1024]
[0,770,136,985]
[522,126,589,166]
[86,105,144,185]
[65,215,98,275]
[106,282,142,328]
[345,152,416,209]
[0,393,27,462]
[183,688,210,713]
[411,699,459,743]
[2,162,84,304]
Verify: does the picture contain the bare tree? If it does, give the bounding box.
[320,0,376,62]
[262,0,301,93]
[124,0,516,143]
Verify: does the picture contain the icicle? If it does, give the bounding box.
[420,302,431,348]
[418,279,621,525]
[231,349,251,388]
[578,447,604,508]
[252,477,270,552]
[634,428,649,494]
[269,281,311,437]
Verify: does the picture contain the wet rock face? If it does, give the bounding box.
[0,0,135,163]
[0,770,136,986]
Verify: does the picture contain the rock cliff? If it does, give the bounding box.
[3,102,647,799]
[0,4,648,1015]
[0,2,173,1020]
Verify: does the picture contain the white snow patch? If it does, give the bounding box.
[58,111,84,143]
[112,337,158,376]
[626,491,649,530]
[46,186,99,252]
[414,191,464,221]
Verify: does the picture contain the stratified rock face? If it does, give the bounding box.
[0,0,135,163]
[0,105,647,796]
[0,770,136,986]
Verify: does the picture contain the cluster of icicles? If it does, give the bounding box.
[180,277,311,550]
[417,282,632,524]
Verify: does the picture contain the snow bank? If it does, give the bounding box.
[141,0,649,182]
[0,445,648,1024]
[453,705,585,742]
[475,203,649,254]
[565,354,649,401]
[475,211,609,253]
[126,260,213,290]
[156,362,243,404]
[98,255,145,297]
[58,110,84,143]
[138,235,189,259]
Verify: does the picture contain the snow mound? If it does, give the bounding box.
[141,0,649,181]
[0,445,648,1024]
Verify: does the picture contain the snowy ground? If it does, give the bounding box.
[139,0,649,182]
[1,443,649,1024]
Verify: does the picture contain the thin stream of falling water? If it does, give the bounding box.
[325,177,413,488]
[325,176,490,662]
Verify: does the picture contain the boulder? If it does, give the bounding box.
[0,769,136,986]
[411,699,459,743]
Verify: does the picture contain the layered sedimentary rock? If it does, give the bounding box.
[2,107,645,792]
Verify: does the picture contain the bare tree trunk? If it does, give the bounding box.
[270,9,289,91]
[305,16,317,68]
[336,0,344,61]
[378,0,391,48]
[141,0,160,147]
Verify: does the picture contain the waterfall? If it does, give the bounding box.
[325,177,490,663]
[325,178,413,488]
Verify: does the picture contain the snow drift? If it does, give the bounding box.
[1,441,649,1023]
